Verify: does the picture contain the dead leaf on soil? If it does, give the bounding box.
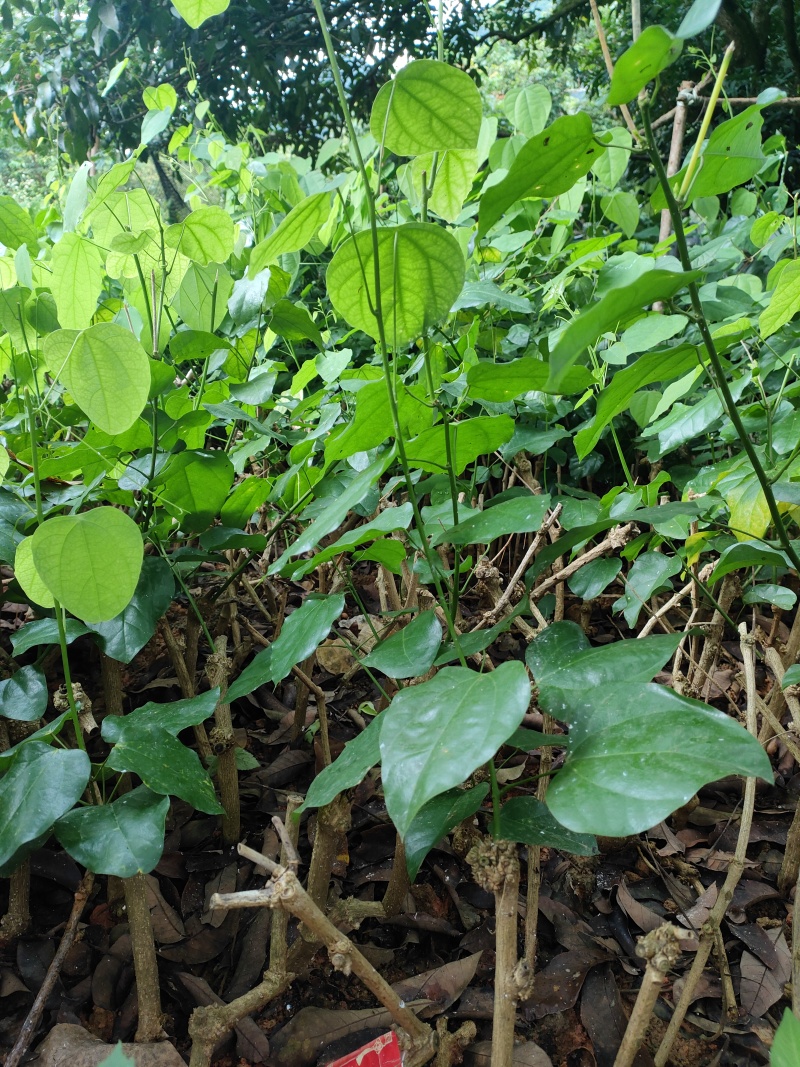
[738,928,791,1018]
[391,952,482,1018]
[676,882,717,930]
[615,880,662,934]
[463,1039,553,1067]
[269,1005,418,1067]
[177,972,270,1062]
[144,875,185,943]
[35,1024,185,1067]
[580,966,654,1067]
[532,946,610,1018]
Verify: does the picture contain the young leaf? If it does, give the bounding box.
[327,223,464,345]
[479,114,605,234]
[250,193,331,273]
[44,323,150,434]
[31,508,144,623]
[607,26,683,106]
[497,796,597,855]
[405,784,489,879]
[227,594,346,701]
[86,556,175,662]
[298,714,383,813]
[370,59,482,155]
[547,270,700,391]
[106,723,224,814]
[164,206,235,265]
[0,666,48,722]
[546,684,772,837]
[50,234,104,329]
[380,662,531,837]
[172,0,230,27]
[0,743,91,877]
[14,536,55,608]
[54,786,169,878]
[676,0,723,40]
[363,612,442,679]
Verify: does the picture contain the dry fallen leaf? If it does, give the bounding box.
[464,1040,553,1067]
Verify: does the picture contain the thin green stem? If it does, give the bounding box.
[641,101,800,576]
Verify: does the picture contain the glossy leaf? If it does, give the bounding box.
[607,26,682,106]
[31,508,143,623]
[497,796,597,855]
[220,477,272,529]
[44,323,150,434]
[50,234,104,330]
[430,495,550,548]
[106,723,224,814]
[228,594,345,701]
[405,784,488,880]
[548,270,700,391]
[567,558,622,600]
[11,618,90,656]
[172,0,230,27]
[327,223,464,345]
[406,416,515,475]
[155,450,235,532]
[612,552,682,628]
[784,665,800,689]
[363,612,442,679]
[0,743,91,877]
[165,206,235,265]
[0,712,72,772]
[286,503,414,580]
[527,621,683,695]
[370,59,482,155]
[298,715,383,813]
[479,114,604,234]
[86,557,175,662]
[55,786,169,877]
[380,662,531,837]
[0,666,48,722]
[250,193,330,273]
[709,540,793,585]
[546,683,772,836]
[102,689,220,744]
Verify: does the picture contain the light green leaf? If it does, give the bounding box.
[106,723,224,814]
[760,259,800,339]
[154,450,235,532]
[324,379,428,466]
[370,59,482,155]
[607,26,683,106]
[14,536,55,608]
[575,344,697,459]
[0,744,91,877]
[0,195,38,252]
[44,323,150,434]
[86,557,175,662]
[363,612,442,679]
[0,665,48,722]
[677,0,723,39]
[600,191,639,238]
[31,507,143,623]
[467,358,592,401]
[164,206,235,265]
[220,477,272,529]
[249,193,330,273]
[227,594,346,701]
[327,223,464,346]
[406,415,515,475]
[405,785,489,880]
[590,127,633,189]
[141,107,172,146]
[380,662,530,837]
[83,159,138,221]
[50,234,104,330]
[172,0,229,28]
[54,786,169,877]
[504,84,552,138]
[548,270,699,391]
[722,469,771,541]
[497,796,597,854]
[63,162,93,233]
[286,503,414,580]
[101,57,129,97]
[430,495,550,548]
[479,114,605,234]
[298,715,383,813]
[546,684,771,837]
[409,150,477,224]
[142,83,178,112]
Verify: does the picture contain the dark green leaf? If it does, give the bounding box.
[286,503,414,580]
[86,557,174,662]
[106,723,224,814]
[430,495,550,548]
[567,558,622,600]
[406,416,514,475]
[783,665,800,689]
[381,662,531,836]
[102,689,220,743]
[505,727,564,749]
[467,358,593,401]
[0,712,72,771]
[363,612,442,679]
[54,786,169,877]
[0,743,91,876]
[497,796,597,855]
[11,619,90,656]
[612,552,682,628]
[709,540,792,586]
[405,784,488,879]
[0,666,48,722]
[298,715,383,813]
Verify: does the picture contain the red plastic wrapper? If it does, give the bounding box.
[325,1030,402,1067]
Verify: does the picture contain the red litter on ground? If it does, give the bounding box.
[325,1030,403,1067]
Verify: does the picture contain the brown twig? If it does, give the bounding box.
[614,925,682,1067]
[588,0,641,143]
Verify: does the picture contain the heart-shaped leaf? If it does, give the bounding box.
[86,556,175,662]
[44,323,150,434]
[55,786,170,877]
[172,0,230,28]
[430,494,550,548]
[164,206,235,265]
[497,796,597,855]
[31,508,143,623]
[381,662,531,837]
[363,612,442,679]
[0,743,91,876]
[547,684,772,837]
[0,666,48,722]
